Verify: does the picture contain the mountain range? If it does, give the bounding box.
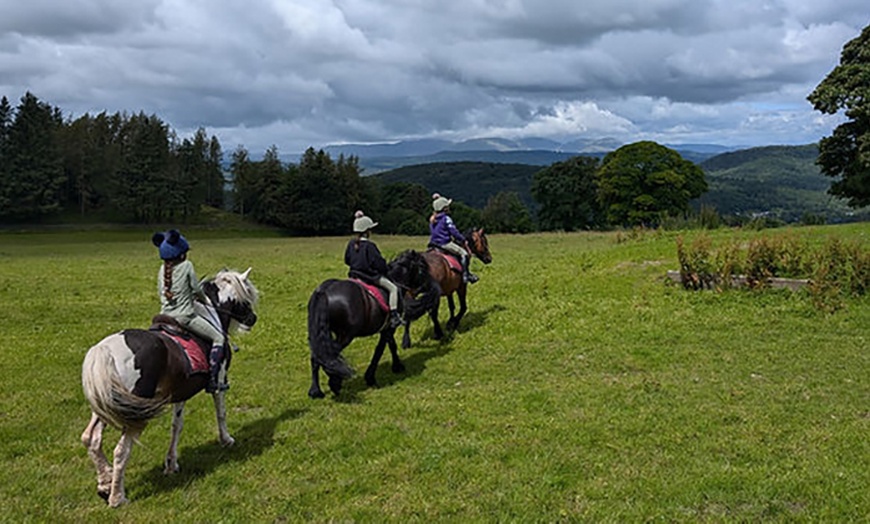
[308,137,739,173]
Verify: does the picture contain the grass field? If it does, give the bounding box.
[1,225,868,522]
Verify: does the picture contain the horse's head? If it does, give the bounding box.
[206,267,260,333]
[388,250,431,291]
[467,228,492,264]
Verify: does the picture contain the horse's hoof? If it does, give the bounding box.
[392,362,405,373]
[364,373,377,387]
[163,460,180,475]
[220,436,236,448]
[308,390,325,399]
[108,495,129,508]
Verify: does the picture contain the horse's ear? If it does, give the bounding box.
[241,267,252,280]
[151,232,165,247]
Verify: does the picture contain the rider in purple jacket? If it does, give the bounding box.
[428,194,478,283]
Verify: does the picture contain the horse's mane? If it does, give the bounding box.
[213,269,260,306]
[390,250,431,288]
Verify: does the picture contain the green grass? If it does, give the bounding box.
[0,225,868,522]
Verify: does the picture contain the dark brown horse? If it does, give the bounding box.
[308,250,438,398]
[80,268,259,507]
[402,228,492,348]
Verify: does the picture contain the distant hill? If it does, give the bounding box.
[697,144,870,223]
[308,137,734,173]
[372,161,543,211]
[371,144,870,224]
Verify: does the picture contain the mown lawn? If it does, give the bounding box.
[0,225,867,522]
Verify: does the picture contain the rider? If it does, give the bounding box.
[152,229,228,393]
[345,211,403,329]
[428,193,478,284]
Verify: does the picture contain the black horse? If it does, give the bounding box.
[307,250,438,398]
[402,227,492,349]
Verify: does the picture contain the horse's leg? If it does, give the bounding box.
[402,320,412,349]
[388,332,405,374]
[364,333,389,387]
[430,297,444,340]
[164,402,184,474]
[452,286,468,330]
[81,413,112,501]
[308,357,325,399]
[445,294,458,330]
[108,426,142,508]
[212,387,235,447]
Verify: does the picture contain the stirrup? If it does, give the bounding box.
[465,272,479,284]
[389,311,403,328]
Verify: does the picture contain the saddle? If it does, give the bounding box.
[349,278,390,313]
[149,314,209,374]
[427,246,463,273]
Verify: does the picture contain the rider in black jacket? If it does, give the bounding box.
[345,211,402,329]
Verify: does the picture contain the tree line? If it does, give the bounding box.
[0,91,710,233]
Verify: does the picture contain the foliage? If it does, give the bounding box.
[373,161,541,211]
[597,141,708,226]
[674,230,870,310]
[531,155,602,231]
[1,225,868,521]
[808,24,870,208]
[0,92,227,224]
[696,144,870,223]
[0,92,65,220]
[480,191,534,233]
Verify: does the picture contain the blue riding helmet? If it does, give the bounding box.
[151,229,190,260]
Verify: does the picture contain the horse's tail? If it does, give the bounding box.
[81,335,168,431]
[307,286,354,379]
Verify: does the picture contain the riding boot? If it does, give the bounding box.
[462,254,479,284]
[389,310,402,329]
[206,344,229,393]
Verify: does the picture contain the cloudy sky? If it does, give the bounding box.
[1,0,867,155]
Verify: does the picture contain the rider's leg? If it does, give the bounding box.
[445,242,478,283]
[185,316,227,393]
[378,276,402,328]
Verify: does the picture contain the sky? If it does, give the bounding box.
[1,0,867,155]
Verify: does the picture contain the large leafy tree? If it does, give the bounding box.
[531,155,601,231]
[481,191,533,233]
[807,24,870,207]
[596,141,707,226]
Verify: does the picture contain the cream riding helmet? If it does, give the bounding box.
[353,210,378,233]
[432,193,452,212]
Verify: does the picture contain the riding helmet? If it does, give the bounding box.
[152,229,190,260]
[352,210,378,233]
[432,193,452,212]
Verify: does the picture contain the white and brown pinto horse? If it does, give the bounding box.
[80,268,259,507]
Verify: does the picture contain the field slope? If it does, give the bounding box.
[0,225,867,521]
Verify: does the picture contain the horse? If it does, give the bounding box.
[80,268,259,507]
[402,227,492,349]
[307,250,438,398]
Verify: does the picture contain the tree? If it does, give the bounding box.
[481,191,533,233]
[531,155,601,231]
[0,92,65,221]
[596,141,707,226]
[807,24,870,208]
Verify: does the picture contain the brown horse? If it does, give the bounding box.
[80,268,259,507]
[401,228,492,348]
